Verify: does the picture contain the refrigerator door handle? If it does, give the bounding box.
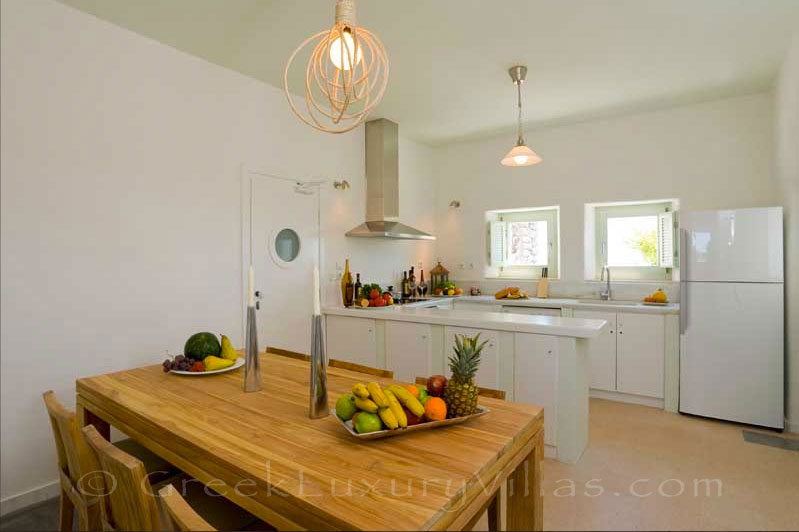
[680,228,688,334]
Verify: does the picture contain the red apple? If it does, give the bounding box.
[403,406,421,426]
[426,375,447,397]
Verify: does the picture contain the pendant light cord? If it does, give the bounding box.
[516,80,524,145]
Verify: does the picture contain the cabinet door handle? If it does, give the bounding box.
[610,330,614,334]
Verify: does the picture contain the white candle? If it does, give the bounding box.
[313,267,321,315]
[248,265,255,307]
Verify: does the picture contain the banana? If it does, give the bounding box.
[384,389,407,428]
[367,382,389,408]
[387,385,425,418]
[352,383,370,399]
[353,397,379,413]
[378,407,399,430]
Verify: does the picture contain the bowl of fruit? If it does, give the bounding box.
[432,281,463,297]
[355,284,394,308]
[163,332,244,375]
[334,333,490,440]
[643,288,669,306]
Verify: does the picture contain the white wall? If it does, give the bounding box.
[774,36,799,432]
[0,0,434,509]
[433,93,776,298]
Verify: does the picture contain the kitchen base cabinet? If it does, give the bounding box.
[617,312,665,398]
[385,322,434,383]
[325,315,378,368]
[572,310,617,392]
[444,326,500,390]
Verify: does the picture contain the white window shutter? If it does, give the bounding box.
[490,221,507,267]
[658,211,674,267]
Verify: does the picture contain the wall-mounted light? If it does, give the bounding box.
[449,200,461,208]
[333,180,351,190]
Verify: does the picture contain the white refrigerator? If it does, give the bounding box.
[679,207,784,429]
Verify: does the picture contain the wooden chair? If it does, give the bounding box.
[414,377,507,400]
[329,359,394,379]
[413,377,505,531]
[82,424,262,531]
[265,346,309,362]
[43,391,176,531]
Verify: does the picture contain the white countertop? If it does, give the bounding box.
[322,305,607,338]
[460,295,680,314]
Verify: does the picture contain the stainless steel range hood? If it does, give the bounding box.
[346,119,435,240]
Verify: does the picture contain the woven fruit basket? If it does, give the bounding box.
[332,406,489,440]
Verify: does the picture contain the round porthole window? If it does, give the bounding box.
[274,228,301,263]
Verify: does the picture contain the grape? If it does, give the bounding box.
[187,358,196,366]
[163,365,170,373]
[175,355,185,363]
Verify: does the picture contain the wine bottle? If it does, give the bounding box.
[354,273,362,301]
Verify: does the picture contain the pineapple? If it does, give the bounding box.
[443,333,487,417]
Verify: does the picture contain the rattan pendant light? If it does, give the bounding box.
[283,0,389,134]
[501,66,542,167]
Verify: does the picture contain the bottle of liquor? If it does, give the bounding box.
[354,273,362,301]
[408,266,417,299]
[344,274,354,307]
[402,271,410,299]
[340,259,351,305]
[419,269,427,297]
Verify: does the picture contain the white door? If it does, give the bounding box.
[617,313,664,398]
[515,333,558,446]
[385,321,433,383]
[250,176,318,354]
[681,207,783,282]
[325,315,378,367]
[680,282,784,428]
[573,309,617,391]
[444,327,500,389]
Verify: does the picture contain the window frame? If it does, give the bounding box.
[486,206,560,279]
[593,201,674,281]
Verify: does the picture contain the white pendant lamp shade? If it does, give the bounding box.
[501,65,541,167]
[283,0,388,134]
[502,144,542,167]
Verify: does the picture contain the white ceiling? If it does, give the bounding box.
[60,0,799,145]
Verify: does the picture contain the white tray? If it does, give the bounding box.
[170,357,244,375]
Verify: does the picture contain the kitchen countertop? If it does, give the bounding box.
[458,295,680,314]
[322,305,607,338]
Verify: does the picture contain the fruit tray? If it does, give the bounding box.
[170,357,244,375]
[333,406,490,440]
[642,301,669,306]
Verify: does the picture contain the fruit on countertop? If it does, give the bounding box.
[435,281,460,296]
[220,334,238,361]
[352,383,370,399]
[203,356,235,372]
[433,288,444,296]
[386,385,425,417]
[418,388,429,404]
[378,407,399,429]
[163,354,202,372]
[383,389,408,428]
[443,333,486,418]
[402,384,420,399]
[367,382,389,408]
[359,298,370,308]
[354,412,383,434]
[190,361,205,372]
[426,375,447,397]
[403,406,421,426]
[336,394,358,421]
[424,397,447,421]
[644,288,669,303]
[184,332,221,361]
[353,397,379,413]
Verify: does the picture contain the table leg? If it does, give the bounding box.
[77,402,110,440]
[506,430,543,531]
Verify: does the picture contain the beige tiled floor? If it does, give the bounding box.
[477,398,799,531]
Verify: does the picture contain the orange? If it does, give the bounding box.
[403,384,420,399]
[424,397,447,421]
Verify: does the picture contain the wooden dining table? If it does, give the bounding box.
[76,352,544,531]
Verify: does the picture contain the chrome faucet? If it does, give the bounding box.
[600,266,612,300]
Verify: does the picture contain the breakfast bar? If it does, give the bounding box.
[323,304,607,462]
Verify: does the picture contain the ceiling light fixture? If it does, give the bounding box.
[501,66,541,167]
[283,0,388,134]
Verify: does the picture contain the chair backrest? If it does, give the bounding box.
[414,377,506,400]
[82,424,162,532]
[329,359,394,379]
[42,391,102,490]
[266,346,310,362]
[158,485,215,532]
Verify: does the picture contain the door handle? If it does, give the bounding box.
[679,228,688,334]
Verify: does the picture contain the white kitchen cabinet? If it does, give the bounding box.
[617,312,665,398]
[444,326,500,389]
[385,321,433,383]
[325,315,378,367]
[573,309,617,392]
[514,334,559,446]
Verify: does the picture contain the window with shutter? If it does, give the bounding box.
[485,207,559,279]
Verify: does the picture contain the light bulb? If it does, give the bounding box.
[513,155,529,165]
[329,29,362,70]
